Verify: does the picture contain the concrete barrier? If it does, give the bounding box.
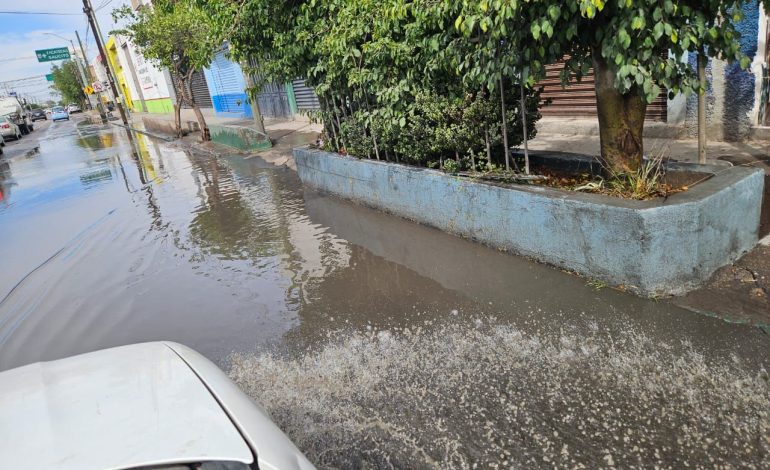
[209,124,271,151]
[141,115,198,137]
[294,147,765,297]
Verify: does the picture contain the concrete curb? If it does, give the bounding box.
[110,122,175,142]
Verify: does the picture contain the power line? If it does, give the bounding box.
[0,10,80,16]
[0,75,48,84]
[0,56,36,63]
[96,0,117,11]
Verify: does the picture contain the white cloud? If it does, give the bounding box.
[0,0,130,102]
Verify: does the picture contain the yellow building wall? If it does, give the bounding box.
[105,37,135,111]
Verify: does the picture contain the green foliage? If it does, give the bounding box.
[200,0,766,172]
[114,0,217,138]
[442,158,459,174]
[518,0,768,102]
[113,1,216,78]
[202,0,540,170]
[50,61,85,106]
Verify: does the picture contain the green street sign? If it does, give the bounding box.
[35,47,71,62]
[45,74,54,82]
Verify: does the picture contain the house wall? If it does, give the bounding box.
[105,37,134,111]
[684,1,763,139]
[203,50,252,118]
[123,40,174,114]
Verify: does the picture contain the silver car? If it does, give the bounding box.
[0,342,315,470]
[0,115,22,141]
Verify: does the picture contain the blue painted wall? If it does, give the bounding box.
[724,1,759,139]
[204,49,253,119]
[685,1,760,139]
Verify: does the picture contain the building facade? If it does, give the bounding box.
[105,36,135,112]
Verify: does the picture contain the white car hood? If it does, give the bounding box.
[0,343,253,470]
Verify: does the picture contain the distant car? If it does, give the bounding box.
[30,109,46,121]
[45,108,52,116]
[0,342,315,470]
[66,103,82,114]
[0,96,33,135]
[0,115,22,140]
[51,106,69,122]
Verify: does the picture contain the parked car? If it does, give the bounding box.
[0,342,315,470]
[51,106,69,122]
[30,109,47,121]
[45,108,52,116]
[0,96,33,135]
[0,115,22,141]
[67,103,82,114]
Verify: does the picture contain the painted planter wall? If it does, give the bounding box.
[294,148,765,297]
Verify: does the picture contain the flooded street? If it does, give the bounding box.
[1,119,768,467]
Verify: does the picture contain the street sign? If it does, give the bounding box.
[46,74,54,82]
[92,81,105,93]
[35,47,71,62]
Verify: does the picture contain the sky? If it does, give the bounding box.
[0,0,130,103]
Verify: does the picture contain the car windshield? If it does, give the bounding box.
[53,107,65,112]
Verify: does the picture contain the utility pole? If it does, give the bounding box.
[83,0,129,125]
[76,29,107,121]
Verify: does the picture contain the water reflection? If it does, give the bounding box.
[76,133,115,150]
[0,160,15,205]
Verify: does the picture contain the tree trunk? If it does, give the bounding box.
[593,51,647,174]
[172,72,185,138]
[182,70,209,142]
[191,102,210,142]
[174,95,183,138]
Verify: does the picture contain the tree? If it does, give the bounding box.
[50,61,85,106]
[202,0,540,170]
[516,0,769,174]
[113,0,217,140]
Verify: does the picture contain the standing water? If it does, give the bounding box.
[0,121,768,467]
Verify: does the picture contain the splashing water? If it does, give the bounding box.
[229,321,770,469]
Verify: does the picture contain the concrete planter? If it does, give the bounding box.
[294,147,765,297]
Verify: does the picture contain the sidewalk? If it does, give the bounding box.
[127,108,322,170]
[130,108,321,155]
[530,118,770,165]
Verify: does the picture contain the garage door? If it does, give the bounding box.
[172,70,213,109]
[538,60,667,122]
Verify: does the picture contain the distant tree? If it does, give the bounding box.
[50,61,85,106]
[113,0,217,140]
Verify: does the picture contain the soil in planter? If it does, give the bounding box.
[528,165,702,200]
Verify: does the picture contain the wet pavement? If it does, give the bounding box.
[1,119,768,467]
